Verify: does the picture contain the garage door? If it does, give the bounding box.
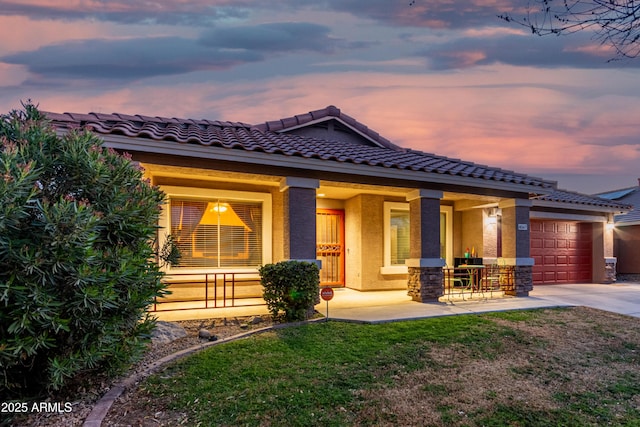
[530,220,592,284]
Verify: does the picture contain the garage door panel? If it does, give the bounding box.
[570,271,591,282]
[569,240,581,249]
[531,220,592,285]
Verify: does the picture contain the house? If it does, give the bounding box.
[596,181,640,281]
[45,106,631,308]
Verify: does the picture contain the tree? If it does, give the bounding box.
[500,0,640,59]
[0,102,170,399]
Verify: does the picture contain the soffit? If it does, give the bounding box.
[142,164,497,204]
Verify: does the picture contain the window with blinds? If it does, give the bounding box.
[389,208,448,266]
[390,209,410,265]
[170,198,263,268]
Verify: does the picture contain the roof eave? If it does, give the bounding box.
[616,220,640,226]
[531,199,631,214]
[102,134,551,195]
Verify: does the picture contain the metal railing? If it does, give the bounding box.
[151,265,517,313]
[443,264,515,300]
[152,271,265,312]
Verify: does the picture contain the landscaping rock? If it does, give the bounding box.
[198,328,211,340]
[152,321,187,344]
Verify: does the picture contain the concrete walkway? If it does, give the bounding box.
[156,282,640,323]
[319,282,640,323]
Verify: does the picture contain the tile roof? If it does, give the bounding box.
[253,105,402,150]
[597,187,637,200]
[534,189,632,211]
[592,184,639,223]
[45,109,556,191]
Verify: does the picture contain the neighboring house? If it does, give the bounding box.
[596,181,640,280]
[46,106,630,307]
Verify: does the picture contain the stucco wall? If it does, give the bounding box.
[345,194,407,291]
[344,196,362,289]
[272,189,284,263]
[615,225,640,274]
[483,210,499,258]
[461,209,484,257]
[592,222,606,283]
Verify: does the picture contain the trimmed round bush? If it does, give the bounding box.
[260,260,320,322]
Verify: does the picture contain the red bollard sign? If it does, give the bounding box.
[320,287,334,301]
[320,288,334,321]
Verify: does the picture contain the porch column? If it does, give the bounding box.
[406,189,445,302]
[604,215,617,283]
[499,199,534,296]
[594,215,616,283]
[280,177,320,265]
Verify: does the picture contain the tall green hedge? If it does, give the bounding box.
[0,103,169,399]
[260,261,320,322]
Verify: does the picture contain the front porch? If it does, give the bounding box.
[152,264,517,321]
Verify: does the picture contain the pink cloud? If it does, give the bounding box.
[17,66,640,181]
[0,16,110,54]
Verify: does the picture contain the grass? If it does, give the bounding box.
[112,307,640,426]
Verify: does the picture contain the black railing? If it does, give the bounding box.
[152,271,265,312]
[443,265,515,300]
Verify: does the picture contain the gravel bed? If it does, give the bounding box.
[10,316,272,427]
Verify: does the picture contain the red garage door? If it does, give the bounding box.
[530,220,592,284]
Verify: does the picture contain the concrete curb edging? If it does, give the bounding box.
[82,318,325,427]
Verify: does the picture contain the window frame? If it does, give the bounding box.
[381,202,453,275]
[159,186,272,274]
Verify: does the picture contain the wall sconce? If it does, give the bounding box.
[606,221,615,231]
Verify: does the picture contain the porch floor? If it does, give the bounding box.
[153,282,640,323]
[154,287,521,322]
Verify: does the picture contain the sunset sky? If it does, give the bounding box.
[1,0,638,194]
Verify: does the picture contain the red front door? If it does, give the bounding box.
[316,209,345,287]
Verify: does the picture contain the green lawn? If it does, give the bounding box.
[127,307,640,426]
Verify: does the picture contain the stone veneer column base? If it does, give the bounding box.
[407,267,444,302]
[504,265,533,297]
[604,258,617,284]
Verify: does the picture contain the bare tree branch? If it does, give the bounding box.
[500,0,640,59]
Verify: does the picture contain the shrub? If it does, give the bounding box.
[0,102,169,399]
[259,261,320,322]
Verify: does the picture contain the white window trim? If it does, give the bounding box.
[381,202,453,275]
[159,185,272,275]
